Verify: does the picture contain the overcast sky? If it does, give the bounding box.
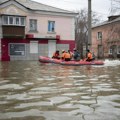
[32,0,112,21]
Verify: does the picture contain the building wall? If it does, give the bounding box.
[0,4,75,41]
[92,25,108,57]
[0,1,76,61]
[92,21,120,58]
[26,15,75,40]
[1,38,74,61]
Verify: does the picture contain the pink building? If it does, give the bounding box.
[0,0,77,61]
[92,15,120,58]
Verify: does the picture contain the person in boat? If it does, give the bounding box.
[52,50,60,59]
[61,50,71,61]
[61,50,65,60]
[64,51,71,61]
[62,51,71,61]
[68,50,73,60]
[73,48,80,61]
[86,49,94,62]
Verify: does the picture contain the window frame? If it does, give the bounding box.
[29,19,37,32]
[21,17,25,26]
[117,46,120,54]
[9,16,14,25]
[97,32,102,40]
[15,17,20,25]
[9,43,26,56]
[48,21,55,32]
[109,48,112,54]
[3,16,9,25]
[2,15,25,26]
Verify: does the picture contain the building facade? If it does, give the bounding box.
[92,15,120,58]
[0,0,77,61]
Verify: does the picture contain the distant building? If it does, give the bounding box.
[0,0,77,61]
[92,15,120,58]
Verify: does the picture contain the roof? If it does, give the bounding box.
[0,0,77,15]
[92,15,120,29]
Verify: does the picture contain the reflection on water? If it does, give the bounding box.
[0,60,120,120]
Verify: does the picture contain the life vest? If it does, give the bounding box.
[64,52,71,59]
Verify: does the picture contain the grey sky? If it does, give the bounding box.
[32,0,112,21]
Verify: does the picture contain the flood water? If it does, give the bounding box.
[0,60,120,120]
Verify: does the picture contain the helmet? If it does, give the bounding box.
[73,48,76,51]
[87,49,90,52]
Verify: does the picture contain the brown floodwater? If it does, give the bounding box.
[0,60,120,120]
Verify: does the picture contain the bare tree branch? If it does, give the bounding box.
[75,9,101,58]
[109,0,120,14]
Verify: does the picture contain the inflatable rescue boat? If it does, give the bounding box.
[39,56,104,66]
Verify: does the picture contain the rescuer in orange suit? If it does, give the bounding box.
[63,52,71,61]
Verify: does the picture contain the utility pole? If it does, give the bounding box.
[87,0,92,50]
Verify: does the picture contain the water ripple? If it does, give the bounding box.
[0,61,120,120]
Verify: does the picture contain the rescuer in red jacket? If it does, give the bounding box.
[52,50,60,59]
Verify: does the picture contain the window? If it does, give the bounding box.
[9,44,25,56]
[48,21,55,32]
[29,19,37,31]
[15,17,20,25]
[117,46,120,54]
[109,48,112,54]
[2,15,25,26]
[109,46,114,54]
[21,17,25,26]
[97,32,102,40]
[3,16,8,24]
[9,16,14,25]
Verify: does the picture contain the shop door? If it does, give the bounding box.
[98,45,104,58]
[48,40,56,57]
[30,41,38,60]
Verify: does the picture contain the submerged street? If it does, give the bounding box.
[0,60,120,120]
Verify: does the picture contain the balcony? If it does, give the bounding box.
[2,26,25,38]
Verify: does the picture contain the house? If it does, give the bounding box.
[92,15,120,58]
[0,0,77,61]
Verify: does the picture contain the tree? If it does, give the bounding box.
[75,9,101,58]
[110,0,120,15]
